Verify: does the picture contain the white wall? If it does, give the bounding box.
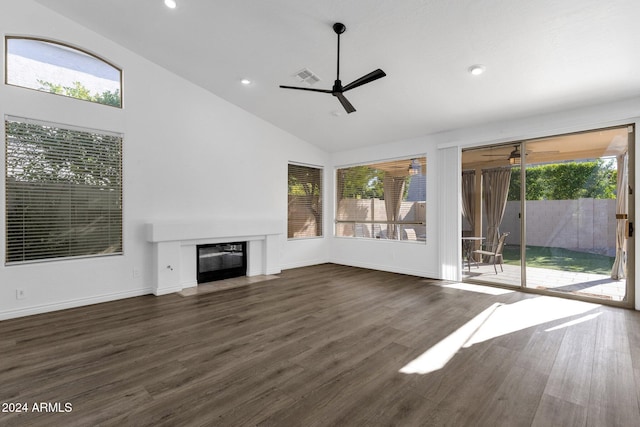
[329,98,640,310]
[2,2,639,319]
[0,1,329,320]
[329,137,441,279]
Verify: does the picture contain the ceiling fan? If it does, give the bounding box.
[482,145,559,165]
[482,146,524,159]
[279,22,386,114]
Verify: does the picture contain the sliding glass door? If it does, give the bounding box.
[462,125,634,305]
[461,145,521,288]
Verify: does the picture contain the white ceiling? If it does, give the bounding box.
[34,0,640,152]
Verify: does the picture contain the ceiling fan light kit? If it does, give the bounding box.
[408,158,421,175]
[280,22,386,114]
[508,146,521,165]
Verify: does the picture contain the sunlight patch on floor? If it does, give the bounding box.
[398,303,501,375]
[464,296,600,347]
[544,312,602,332]
[440,282,515,295]
[399,296,601,375]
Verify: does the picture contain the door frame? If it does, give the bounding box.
[461,124,635,308]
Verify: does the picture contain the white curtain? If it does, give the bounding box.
[482,167,512,260]
[611,152,628,280]
[384,175,406,239]
[461,170,475,233]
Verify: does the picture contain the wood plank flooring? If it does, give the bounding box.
[0,263,639,426]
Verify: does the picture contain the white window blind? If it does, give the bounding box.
[5,117,123,264]
[336,157,426,241]
[288,163,323,238]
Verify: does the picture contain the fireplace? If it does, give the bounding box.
[147,219,281,295]
[197,242,247,283]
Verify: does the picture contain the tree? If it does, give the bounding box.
[288,165,322,237]
[5,119,123,263]
[338,166,385,199]
[508,160,617,201]
[38,80,121,107]
[6,120,122,187]
[337,166,412,200]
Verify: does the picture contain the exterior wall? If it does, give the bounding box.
[335,199,426,239]
[498,199,617,256]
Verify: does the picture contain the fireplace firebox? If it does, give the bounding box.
[197,242,247,283]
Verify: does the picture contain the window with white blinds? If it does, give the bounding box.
[288,163,323,238]
[336,157,426,241]
[5,117,123,264]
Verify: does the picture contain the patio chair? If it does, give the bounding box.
[373,223,382,238]
[472,232,510,274]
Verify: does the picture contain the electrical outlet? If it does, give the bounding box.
[16,288,26,300]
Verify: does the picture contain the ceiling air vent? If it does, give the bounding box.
[294,68,321,86]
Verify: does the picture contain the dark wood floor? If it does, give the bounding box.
[1,264,639,426]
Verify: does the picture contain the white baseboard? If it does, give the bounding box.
[280,258,330,271]
[0,288,153,321]
[329,260,440,280]
[153,285,183,296]
[0,262,440,321]
[180,280,198,289]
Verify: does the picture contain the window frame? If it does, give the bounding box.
[5,36,123,108]
[287,162,324,240]
[5,116,124,265]
[335,156,426,242]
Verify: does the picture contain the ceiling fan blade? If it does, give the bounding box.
[279,85,333,93]
[280,24,384,114]
[336,92,356,113]
[342,69,386,92]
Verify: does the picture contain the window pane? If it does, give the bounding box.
[6,37,122,107]
[336,157,426,241]
[288,164,323,238]
[5,117,123,264]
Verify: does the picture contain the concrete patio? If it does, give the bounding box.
[462,262,627,302]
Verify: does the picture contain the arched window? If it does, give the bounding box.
[5,37,122,107]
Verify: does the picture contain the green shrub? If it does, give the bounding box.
[508,160,616,201]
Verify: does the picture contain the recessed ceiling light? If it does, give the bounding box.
[164,0,177,9]
[468,64,486,76]
[241,79,251,85]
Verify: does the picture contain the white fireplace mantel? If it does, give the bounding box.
[146,219,282,295]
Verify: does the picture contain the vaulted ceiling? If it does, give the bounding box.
[34,0,640,152]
